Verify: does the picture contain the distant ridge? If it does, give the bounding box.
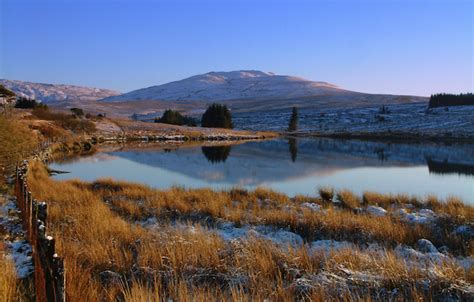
[100,70,356,102]
[0,79,120,103]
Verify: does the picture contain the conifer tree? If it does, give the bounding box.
[287,106,298,132]
[201,104,233,129]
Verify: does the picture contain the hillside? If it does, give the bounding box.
[101,70,359,102]
[0,79,120,103]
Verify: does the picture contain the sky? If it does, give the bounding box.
[0,0,472,96]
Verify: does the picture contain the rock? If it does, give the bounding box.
[99,270,122,285]
[416,239,438,254]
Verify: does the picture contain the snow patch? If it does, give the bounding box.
[366,206,387,217]
[6,240,34,278]
[395,208,436,224]
[301,202,322,212]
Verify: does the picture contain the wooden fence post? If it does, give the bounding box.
[15,161,66,301]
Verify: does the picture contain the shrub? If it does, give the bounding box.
[70,108,84,117]
[14,97,39,109]
[318,186,334,201]
[336,190,360,209]
[201,104,233,129]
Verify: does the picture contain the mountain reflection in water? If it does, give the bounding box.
[49,138,474,204]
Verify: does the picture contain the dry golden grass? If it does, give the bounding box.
[0,115,37,169]
[336,189,361,209]
[318,186,335,201]
[25,160,473,301]
[0,251,21,302]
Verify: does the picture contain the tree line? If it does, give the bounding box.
[155,103,233,129]
[428,93,474,108]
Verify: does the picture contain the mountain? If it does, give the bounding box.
[0,79,120,103]
[101,70,357,103]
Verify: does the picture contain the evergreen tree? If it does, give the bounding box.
[155,109,184,125]
[428,93,474,108]
[155,109,197,126]
[201,104,233,129]
[287,107,298,132]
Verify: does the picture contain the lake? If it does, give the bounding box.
[49,138,474,204]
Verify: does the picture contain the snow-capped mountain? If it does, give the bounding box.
[0,79,120,103]
[101,70,356,102]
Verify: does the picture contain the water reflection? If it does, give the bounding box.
[201,146,232,163]
[426,157,474,176]
[49,138,474,203]
[288,138,298,162]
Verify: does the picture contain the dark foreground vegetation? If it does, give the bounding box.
[429,93,474,108]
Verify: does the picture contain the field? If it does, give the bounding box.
[25,159,474,301]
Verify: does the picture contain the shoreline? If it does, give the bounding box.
[285,131,474,143]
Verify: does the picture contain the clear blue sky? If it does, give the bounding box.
[1,0,472,96]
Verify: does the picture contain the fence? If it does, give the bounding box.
[15,161,66,302]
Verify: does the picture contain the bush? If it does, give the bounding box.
[201,104,233,129]
[14,97,39,109]
[70,108,84,117]
[318,186,334,201]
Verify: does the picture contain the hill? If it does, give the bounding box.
[101,70,358,103]
[0,79,120,103]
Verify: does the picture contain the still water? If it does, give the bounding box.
[50,138,474,204]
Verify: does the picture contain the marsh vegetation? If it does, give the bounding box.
[26,159,473,301]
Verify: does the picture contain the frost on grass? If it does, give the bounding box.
[6,240,33,278]
[0,197,34,279]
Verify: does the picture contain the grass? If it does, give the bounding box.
[0,248,21,302]
[24,159,474,301]
[31,107,97,134]
[0,115,37,176]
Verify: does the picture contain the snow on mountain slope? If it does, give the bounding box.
[0,79,120,103]
[101,70,356,102]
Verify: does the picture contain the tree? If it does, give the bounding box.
[287,107,298,132]
[428,93,474,108]
[15,97,38,109]
[0,84,16,115]
[201,104,233,129]
[155,109,184,125]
